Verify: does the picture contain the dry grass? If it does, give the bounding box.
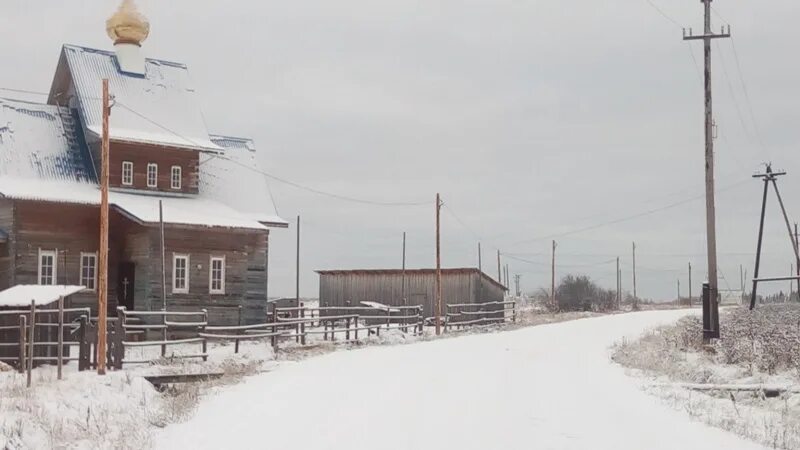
[613,304,800,449]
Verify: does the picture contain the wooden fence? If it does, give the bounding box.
[445,301,516,331]
[0,298,91,387]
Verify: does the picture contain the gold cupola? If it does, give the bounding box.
[106,0,150,46]
[106,0,150,75]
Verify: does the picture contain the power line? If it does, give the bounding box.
[728,37,770,158]
[505,178,750,247]
[643,0,682,28]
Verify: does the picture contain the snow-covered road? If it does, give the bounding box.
[157,310,765,450]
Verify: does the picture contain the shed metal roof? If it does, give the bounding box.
[315,268,508,291]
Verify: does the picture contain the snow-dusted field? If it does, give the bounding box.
[156,310,766,450]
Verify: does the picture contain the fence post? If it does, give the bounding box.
[235,305,242,354]
[18,315,26,374]
[78,315,88,371]
[202,309,208,362]
[300,320,306,346]
[345,317,351,341]
[57,296,64,380]
[27,300,35,388]
[269,302,278,349]
[512,302,516,323]
[112,314,124,370]
[354,315,359,341]
[161,308,167,358]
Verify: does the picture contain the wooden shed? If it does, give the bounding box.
[316,268,507,318]
[0,285,85,368]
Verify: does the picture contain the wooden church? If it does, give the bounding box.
[0,0,287,324]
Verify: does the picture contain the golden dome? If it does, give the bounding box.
[106,0,150,46]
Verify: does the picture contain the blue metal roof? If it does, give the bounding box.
[0,97,95,184]
[51,44,220,152]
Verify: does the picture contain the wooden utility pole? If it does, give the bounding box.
[159,201,166,311]
[97,79,110,375]
[689,262,693,304]
[677,279,681,302]
[435,194,442,335]
[477,242,483,302]
[295,215,301,310]
[632,242,637,301]
[684,0,729,337]
[551,240,556,308]
[496,250,501,283]
[401,232,407,305]
[616,257,620,308]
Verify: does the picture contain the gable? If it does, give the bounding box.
[50,44,221,152]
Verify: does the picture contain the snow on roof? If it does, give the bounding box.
[0,177,266,230]
[203,135,288,227]
[0,285,85,308]
[0,98,95,184]
[58,45,221,152]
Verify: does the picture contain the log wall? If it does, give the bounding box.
[108,141,200,194]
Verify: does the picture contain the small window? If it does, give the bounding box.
[38,249,57,286]
[80,252,97,291]
[171,166,182,190]
[209,256,225,294]
[173,254,189,294]
[147,163,158,188]
[122,161,134,186]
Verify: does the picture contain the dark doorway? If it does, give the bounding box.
[117,262,135,310]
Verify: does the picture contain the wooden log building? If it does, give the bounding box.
[316,268,507,318]
[0,1,287,325]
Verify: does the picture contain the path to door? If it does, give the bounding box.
[156,310,765,450]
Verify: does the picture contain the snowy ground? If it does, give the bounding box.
[156,310,765,450]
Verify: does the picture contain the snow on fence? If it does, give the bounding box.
[272,303,424,344]
[445,301,516,331]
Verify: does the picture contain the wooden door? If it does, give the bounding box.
[117,262,135,310]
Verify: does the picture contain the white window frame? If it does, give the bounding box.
[209,256,226,295]
[171,165,182,190]
[79,252,98,291]
[172,253,189,294]
[147,163,158,188]
[121,161,134,186]
[38,249,57,286]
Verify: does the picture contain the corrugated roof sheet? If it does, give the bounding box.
[59,44,221,151]
[316,268,508,291]
[203,135,287,227]
[0,98,95,184]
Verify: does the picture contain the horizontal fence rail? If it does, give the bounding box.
[445,301,516,331]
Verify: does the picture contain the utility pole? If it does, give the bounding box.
[684,0,730,337]
[632,242,637,301]
[616,257,621,308]
[497,250,501,284]
[514,274,521,297]
[477,242,483,302]
[435,194,442,335]
[97,79,110,375]
[505,264,509,289]
[740,264,744,304]
[159,200,166,312]
[689,262,693,305]
[551,240,557,309]
[295,215,300,310]
[401,232,407,305]
[677,279,681,302]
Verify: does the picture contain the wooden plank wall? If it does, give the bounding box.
[12,201,106,311]
[319,271,506,317]
[109,141,200,194]
[0,199,15,291]
[145,226,269,326]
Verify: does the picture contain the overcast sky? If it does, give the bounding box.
[2,0,799,300]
